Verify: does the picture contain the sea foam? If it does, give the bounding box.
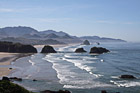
[43,53,109,89]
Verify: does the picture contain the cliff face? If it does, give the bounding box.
[0,41,37,53]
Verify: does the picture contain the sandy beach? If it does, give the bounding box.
[0,53,33,77]
[0,44,70,77]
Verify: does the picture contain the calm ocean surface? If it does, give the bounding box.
[8,42,140,93]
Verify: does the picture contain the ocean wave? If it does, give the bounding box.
[58,44,87,52]
[31,55,35,57]
[111,76,119,79]
[43,53,113,89]
[44,53,103,78]
[58,46,75,52]
[62,58,103,78]
[110,80,140,87]
[64,54,98,61]
[100,59,104,62]
[29,60,35,66]
[63,82,113,89]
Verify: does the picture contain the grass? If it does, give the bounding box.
[0,80,34,93]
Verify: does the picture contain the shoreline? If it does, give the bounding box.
[0,53,33,77]
[34,43,79,48]
[0,44,71,77]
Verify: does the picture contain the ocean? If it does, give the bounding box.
[8,42,140,93]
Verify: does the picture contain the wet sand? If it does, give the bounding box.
[0,53,33,77]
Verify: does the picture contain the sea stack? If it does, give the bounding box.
[83,40,90,45]
[120,75,136,79]
[90,47,109,54]
[75,48,87,53]
[41,45,57,53]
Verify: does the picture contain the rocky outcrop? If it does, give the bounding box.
[83,40,90,45]
[90,47,109,54]
[0,79,31,93]
[41,45,57,53]
[9,77,22,81]
[101,90,120,93]
[101,90,107,93]
[120,75,136,79]
[2,77,10,81]
[2,77,22,82]
[0,41,37,53]
[75,48,86,53]
[33,79,37,81]
[41,90,71,93]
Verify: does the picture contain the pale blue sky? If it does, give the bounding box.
[0,0,140,42]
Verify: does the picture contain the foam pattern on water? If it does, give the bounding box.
[43,53,112,89]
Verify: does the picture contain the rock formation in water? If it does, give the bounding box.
[120,75,136,79]
[89,47,109,54]
[75,48,87,53]
[9,77,22,81]
[41,45,57,53]
[41,90,71,93]
[2,77,22,82]
[83,40,90,45]
[101,90,120,93]
[0,41,37,53]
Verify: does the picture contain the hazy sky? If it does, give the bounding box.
[0,0,140,42]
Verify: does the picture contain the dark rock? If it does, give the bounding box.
[33,79,37,81]
[9,68,12,69]
[101,90,107,93]
[90,47,109,54]
[0,41,37,53]
[41,90,71,93]
[101,90,120,93]
[2,77,10,81]
[9,77,22,81]
[75,48,86,53]
[120,75,136,79]
[41,45,57,53]
[83,40,90,45]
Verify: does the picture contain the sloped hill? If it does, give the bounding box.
[0,37,65,45]
[0,26,38,37]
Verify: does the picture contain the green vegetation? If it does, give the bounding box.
[0,80,33,93]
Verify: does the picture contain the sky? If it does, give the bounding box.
[0,0,140,42]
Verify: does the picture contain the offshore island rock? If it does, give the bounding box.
[90,47,109,54]
[41,45,57,53]
[75,48,87,53]
[120,75,136,79]
[83,40,90,45]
